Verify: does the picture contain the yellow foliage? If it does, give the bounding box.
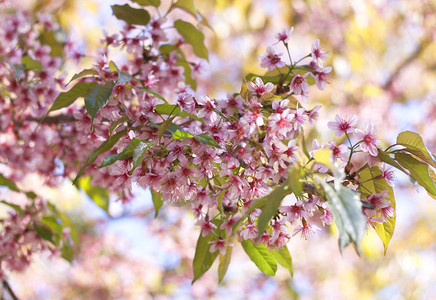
[312,148,333,170]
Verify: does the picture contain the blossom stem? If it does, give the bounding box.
[384,143,399,153]
[285,43,293,65]
[293,54,311,66]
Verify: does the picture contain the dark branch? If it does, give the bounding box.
[2,280,19,300]
[28,114,77,124]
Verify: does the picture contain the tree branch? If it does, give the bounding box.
[383,35,431,90]
[2,280,19,300]
[28,114,77,124]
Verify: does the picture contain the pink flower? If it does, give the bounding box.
[311,39,328,64]
[307,105,321,125]
[293,106,307,130]
[366,190,390,209]
[247,77,274,97]
[240,223,258,240]
[314,66,332,90]
[176,92,195,113]
[196,217,217,237]
[327,114,358,137]
[269,232,290,249]
[290,74,309,95]
[275,27,294,44]
[196,96,218,122]
[292,220,321,240]
[220,214,242,236]
[272,99,290,114]
[381,163,396,186]
[327,142,349,161]
[381,206,395,220]
[320,207,333,226]
[268,109,293,137]
[209,237,232,255]
[355,122,379,157]
[259,47,286,71]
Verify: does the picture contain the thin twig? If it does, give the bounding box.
[2,280,19,300]
[383,35,431,89]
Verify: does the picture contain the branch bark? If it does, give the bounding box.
[2,280,19,300]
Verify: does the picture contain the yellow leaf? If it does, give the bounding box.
[313,149,333,170]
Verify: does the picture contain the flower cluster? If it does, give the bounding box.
[0,1,397,280]
[0,198,55,279]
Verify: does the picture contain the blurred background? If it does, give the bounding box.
[4,0,436,299]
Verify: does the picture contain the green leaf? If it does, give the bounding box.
[241,240,277,276]
[218,244,233,283]
[0,173,19,192]
[245,73,281,85]
[61,242,74,262]
[0,200,24,215]
[316,178,366,253]
[41,216,63,235]
[66,69,99,86]
[78,176,110,213]
[287,165,303,197]
[194,133,221,148]
[158,45,197,89]
[25,191,37,199]
[109,61,131,85]
[174,20,208,60]
[129,85,167,102]
[84,81,115,123]
[155,103,182,115]
[111,4,150,26]
[177,59,197,90]
[99,137,143,168]
[272,246,293,277]
[395,152,436,198]
[38,30,63,57]
[217,190,225,215]
[173,129,194,140]
[73,129,127,185]
[22,55,42,71]
[397,131,436,168]
[109,116,130,135]
[131,141,153,174]
[257,181,291,237]
[34,223,54,243]
[131,0,160,6]
[158,116,176,139]
[192,227,220,284]
[358,166,396,254]
[154,103,203,122]
[151,189,163,218]
[378,149,408,175]
[47,82,99,113]
[232,197,269,235]
[301,131,311,160]
[0,174,37,199]
[175,0,197,18]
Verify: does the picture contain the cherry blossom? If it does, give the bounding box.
[327,114,358,137]
[259,47,286,71]
[355,122,380,156]
[209,238,232,255]
[311,39,328,65]
[275,27,294,44]
[247,77,274,97]
[290,74,309,95]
